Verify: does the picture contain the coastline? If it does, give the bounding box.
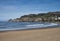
[0,27,60,41]
[0,24,60,32]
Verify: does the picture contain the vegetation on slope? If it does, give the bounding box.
[9,11,60,22]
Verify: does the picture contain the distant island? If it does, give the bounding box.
[9,11,60,22]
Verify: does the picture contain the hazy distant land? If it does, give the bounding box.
[9,11,60,22]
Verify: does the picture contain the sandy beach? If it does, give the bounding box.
[0,28,60,41]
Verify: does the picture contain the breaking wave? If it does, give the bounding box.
[0,22,59,31]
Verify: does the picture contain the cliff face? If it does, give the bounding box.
[9,17,42,22]
[9,11,60,22]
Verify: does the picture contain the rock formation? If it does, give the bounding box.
[9,11,60,22]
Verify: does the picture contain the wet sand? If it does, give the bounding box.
[0,28,60,41]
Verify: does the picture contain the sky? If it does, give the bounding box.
[0,0,60,21]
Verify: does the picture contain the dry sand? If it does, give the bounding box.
[0,28,60,41]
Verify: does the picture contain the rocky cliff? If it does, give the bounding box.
[9,11,60,22]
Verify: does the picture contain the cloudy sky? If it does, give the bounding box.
[0,0,60,21]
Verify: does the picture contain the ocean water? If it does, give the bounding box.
[0,21,58,31]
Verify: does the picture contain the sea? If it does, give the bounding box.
[0,21,59,31]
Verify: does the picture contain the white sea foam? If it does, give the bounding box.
[26,23,58,27]
[0,23,58,31]
[26,24,44,27]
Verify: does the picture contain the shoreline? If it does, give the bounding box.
[0,27,60,41]
[0,25,60,32]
